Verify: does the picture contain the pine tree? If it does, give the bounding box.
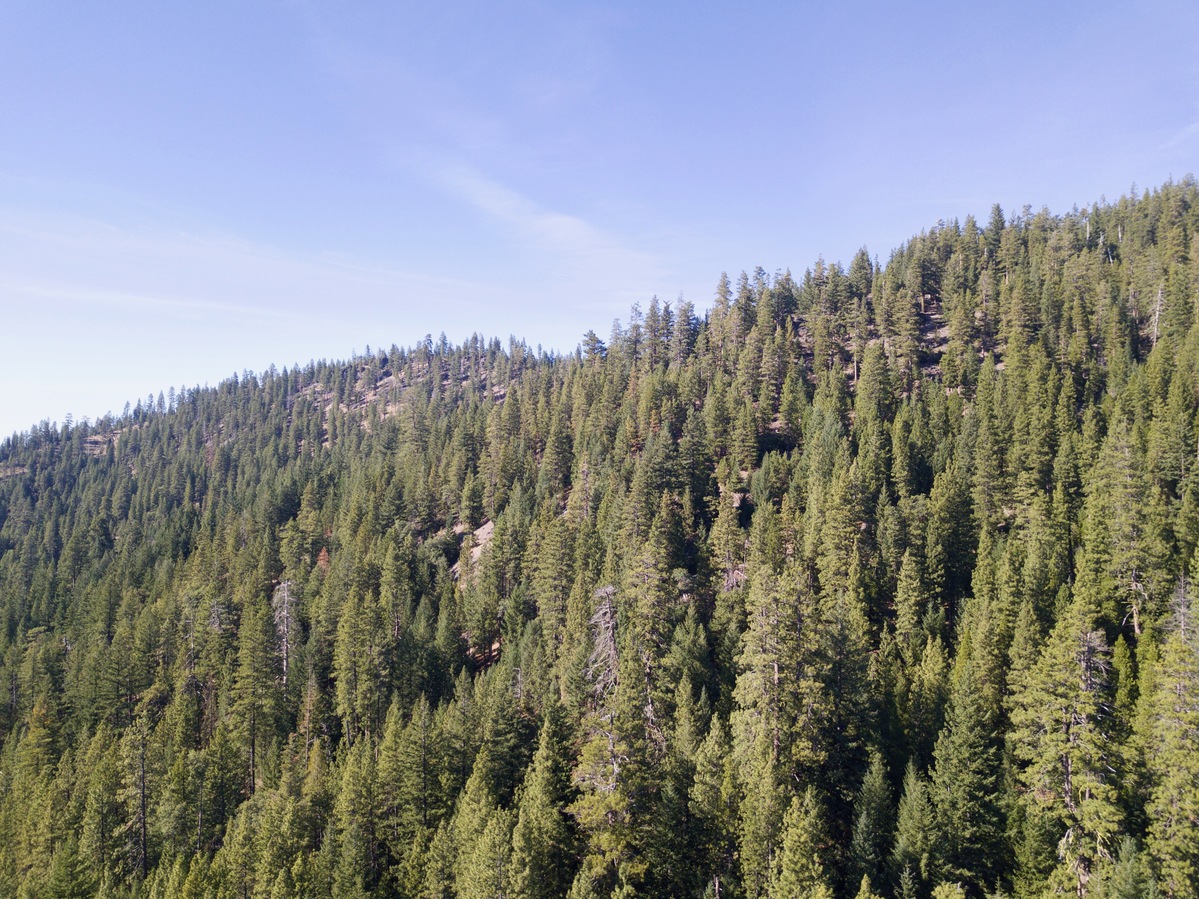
[380,693,444,865]
[771,787,834,899]
[690,714,741,899]
[902,636,950,771]
[44,834,95,899]
[231,593,281,793]
[1083,417,1170,635]
[1009,591,1123,896]
[119,710,165,882]
[893,761,937,894]
[1092,836,1159,899]
[1,178,1198,897]
[1144,581,1199,899]
[510,703,578,899]
[895,549,928,661]
[851,751,894,892]
[930,651,1002,893]
[79,726,123,883]
[854,873,886,899]
[570,586,643,895]
[334,587,388,742]
[732,566,806,897]
[458,808,515,899]
[332,736,379,892]
[817,587,875,844]
[333,819,371,899]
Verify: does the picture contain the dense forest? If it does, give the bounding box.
[2,180,1199,899]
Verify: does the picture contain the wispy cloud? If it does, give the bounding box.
[1162,120,1199,151]
[292,4,661,305]
[0,206,500,323]
[434,164,661,297]
[0,279,294,321]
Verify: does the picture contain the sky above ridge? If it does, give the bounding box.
[2,0,1199,436]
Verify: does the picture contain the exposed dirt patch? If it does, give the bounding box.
[450,519,495,580]
[469,520,495,565]
[82,435,115,457]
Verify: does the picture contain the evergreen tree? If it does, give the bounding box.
[893,761,937,895]
[771,787,834,899]
[1144,582,1199,899]
[458,808,515,899]
[232,593,281,793]
[930,650,1002,893]
[510,703,578,899]
[851,751,894,892]
[1092,836,1159,899]
[1009,591,1123,896]
[690,714,741,898]
[44,834,95,899]
[0,180,1195,897]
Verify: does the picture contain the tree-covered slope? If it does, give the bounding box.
[1,179,1198,899]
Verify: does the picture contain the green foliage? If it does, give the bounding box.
[930,648,1002,893]
[1009,591,1124,896]
[510,703,578,899]
[851,751,894,892]
[1142,583,1199,899]
[894,760,938,893]
[771,787,834,899]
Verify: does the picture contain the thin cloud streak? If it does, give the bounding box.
[0,279,295,321]
[435,163,662,289]
[1162,120,1199,151]
[0,205,506,321]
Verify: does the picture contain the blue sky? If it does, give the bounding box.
[2,0,1198,436]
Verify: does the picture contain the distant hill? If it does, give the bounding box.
[1,178,1197,899]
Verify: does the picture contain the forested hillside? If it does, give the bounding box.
[2,180,1199,899]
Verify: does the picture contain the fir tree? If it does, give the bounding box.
[1144,581,1199,899]
[893,761,937,894]
[851,751,894,893]
[510,702,578,899]
[930,650,1002,893]
[771,787,834,899]
[1009,590,1123,896]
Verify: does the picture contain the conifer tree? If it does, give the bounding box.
[570,586,645,895]
[232,593,281,793]
[1144,581,1199,899]
[332,736,379,892]
[930,650,1002,893]
[381,693,444,866]
[1084,418,1170,634]
[854,873,886,899]
[851,751,894,892]
[1,179,1198,897]
[510,702,578,899]
[690,714,741,898]
[771,787,834,899]
[1091,836,1159,899]
[458,808,515,899]
[1009,590,1123,896]
[79,727,123,883]
[895,549,928,661]
[732,566,805,897]
[893,761,937,895]
[119,711,165,881]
